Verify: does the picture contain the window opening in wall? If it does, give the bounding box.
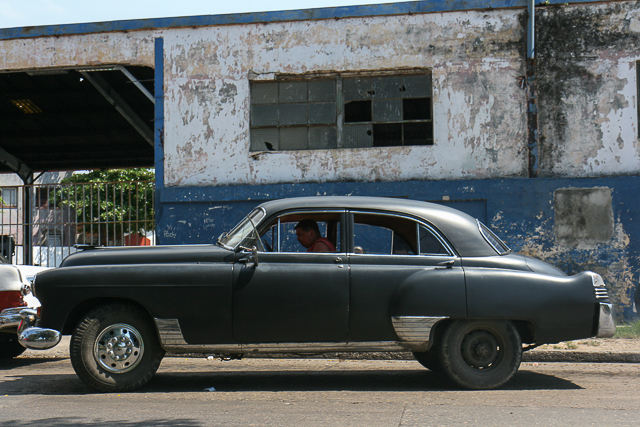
[0,188,18,207]
[250,71,433,151]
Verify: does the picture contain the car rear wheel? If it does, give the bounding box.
[440,320,522,390]
[0,333,26,359]
[412,348,443,372]
[70,303,165,392]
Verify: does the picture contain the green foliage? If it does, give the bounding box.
[614,320,640,339]
[53,169,155,240]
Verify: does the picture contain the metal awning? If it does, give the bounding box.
[0,65,155,181]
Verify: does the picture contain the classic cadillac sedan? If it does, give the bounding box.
[3,196,615,392]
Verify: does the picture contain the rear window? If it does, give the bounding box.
[478,221,511,255]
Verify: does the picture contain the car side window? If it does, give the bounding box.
[260,212,342,253]
[352,213,450,256]
[419,225,447,255]
[352,213,417,255]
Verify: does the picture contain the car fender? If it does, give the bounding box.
[465,268,597,342]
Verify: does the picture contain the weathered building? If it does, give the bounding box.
[1,0,639,319]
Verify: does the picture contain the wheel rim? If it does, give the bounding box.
[460,329,501,369]
[94,323,144,373]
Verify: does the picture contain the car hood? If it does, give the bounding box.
[60,244,235,267]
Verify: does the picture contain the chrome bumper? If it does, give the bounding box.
[0,307,61,350]
[596,302,616,338]
[0,307,23,330]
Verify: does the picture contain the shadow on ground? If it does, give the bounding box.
[0,368,580,396]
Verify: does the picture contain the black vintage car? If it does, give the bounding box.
[3,196,615,392]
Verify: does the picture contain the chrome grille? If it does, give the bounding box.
[594,287,609,299]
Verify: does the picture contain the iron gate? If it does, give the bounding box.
[0,181,155,267]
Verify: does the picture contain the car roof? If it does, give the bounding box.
[258,196,498,257]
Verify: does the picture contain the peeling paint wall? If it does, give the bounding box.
[162,10,528,186]
[537,1,640,177]
[0,32,158,69]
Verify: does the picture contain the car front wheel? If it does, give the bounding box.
[70,303,165,392]
[440,320,522,390]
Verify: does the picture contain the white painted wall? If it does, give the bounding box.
[162,10,528,186]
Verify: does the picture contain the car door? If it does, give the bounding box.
[347,211,467,342]
[232,211,349,343]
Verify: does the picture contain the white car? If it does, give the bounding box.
[0,262,51,358]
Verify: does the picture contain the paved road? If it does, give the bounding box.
[1,354,639,426]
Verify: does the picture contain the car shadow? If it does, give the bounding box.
[0,368,580,395]
[147,369,582,393]
[1,357,68,368]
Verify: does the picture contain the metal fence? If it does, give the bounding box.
[0,181,155,267]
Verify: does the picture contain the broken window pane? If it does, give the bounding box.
[403,122,433,145]
[373,123,402,147]
[403,98,431,121]
[345,100,372,123]
[250,128,279,151]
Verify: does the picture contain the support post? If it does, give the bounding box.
[527,0,539,178]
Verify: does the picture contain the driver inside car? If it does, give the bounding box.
[294,219,336,252]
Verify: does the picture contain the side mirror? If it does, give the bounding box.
[239,245,259,267]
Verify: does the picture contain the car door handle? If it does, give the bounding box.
[437,260,455,269]
[334,257,343,263]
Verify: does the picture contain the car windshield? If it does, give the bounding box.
[478,221,511,255]
[217,208,266,250]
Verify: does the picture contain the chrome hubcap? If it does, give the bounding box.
[95,323,144,373]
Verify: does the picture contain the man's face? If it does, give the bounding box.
[296,228,315,248]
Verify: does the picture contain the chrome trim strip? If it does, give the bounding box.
[154,318,407,353]
[596,302,616,338]
[154,318,189,347]
[391,316,447,351]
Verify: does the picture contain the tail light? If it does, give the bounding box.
[0,290,25,309]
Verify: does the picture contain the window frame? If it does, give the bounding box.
[249,70,433,152]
